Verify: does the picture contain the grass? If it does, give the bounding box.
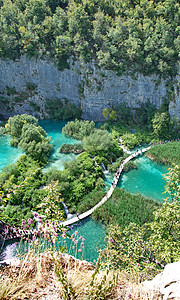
[0,252,160,300]
[146,141,180,165]
[92,188,160,228]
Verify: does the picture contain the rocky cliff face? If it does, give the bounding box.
[143,261,180,300]
[0,56,179,121]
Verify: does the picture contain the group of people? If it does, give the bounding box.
[112,162,125,187]
[151,138,179,146]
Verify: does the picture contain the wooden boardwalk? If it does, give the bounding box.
[60,146,151,227]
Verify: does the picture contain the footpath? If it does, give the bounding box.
[60,145,151,227]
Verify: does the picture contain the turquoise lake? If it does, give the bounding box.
[0,135,23,172]
[0,120,168,262]
[104,156,168,202]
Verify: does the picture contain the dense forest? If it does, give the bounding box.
[0,0,179,77]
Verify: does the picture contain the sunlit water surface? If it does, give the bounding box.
[0,120,168,262]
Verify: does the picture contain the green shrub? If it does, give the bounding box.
[121,133,140,149]
[62,119,95,140]
[59,143,84,154]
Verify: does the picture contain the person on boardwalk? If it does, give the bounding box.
[76,212,80,220]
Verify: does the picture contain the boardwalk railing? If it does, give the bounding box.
[60,146,151,227]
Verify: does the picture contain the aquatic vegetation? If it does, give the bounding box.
[93,188,160,228]
[147,141,180,165]
[59,143,84,154]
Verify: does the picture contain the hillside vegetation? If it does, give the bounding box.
[147,141,180,165]
[0,0,179,77]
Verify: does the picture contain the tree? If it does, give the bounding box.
[83,130,115,156]
[102,108,109,119]
[102,108,117,121]
[149,164,180,263]
[5,114,38,140]
[62,119,95,140]
[121,132,139,149]
[6,114,52,163]
[150,200,180,264]
[24,0,51,25]
[163,164,180,202]
[37,181,64,221]
[18,124,52,163]
[152,111,174,140]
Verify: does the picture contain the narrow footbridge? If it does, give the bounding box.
[60,146,151,227]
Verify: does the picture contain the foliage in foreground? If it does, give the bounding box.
[0,251,158,300]
[103,164,180,280]
[0,211,158,300]
[104,199,180,280]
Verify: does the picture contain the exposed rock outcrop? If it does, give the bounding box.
[143,261,180,300]
[0,56,179,121]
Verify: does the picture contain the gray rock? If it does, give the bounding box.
[0,56,179,121]
[143,261,180,300]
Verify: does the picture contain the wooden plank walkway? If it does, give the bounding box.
[60,146,151,227]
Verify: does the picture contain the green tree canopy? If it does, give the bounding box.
[83,129,121,158]
[152,111,174,140]
[5,114,52,163]
[62,119,95,140]
[0,0,179,77]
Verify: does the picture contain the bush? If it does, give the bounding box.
[59,143,84,154]
[121,133,140,149]
[62,119,95,140]
[83,129,122,159]
[0,126,6,135]
[5,115,52,164]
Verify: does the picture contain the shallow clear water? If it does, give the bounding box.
[0,120,169,263]
[0,217,106,263]
[104,155,168,202]
[39,120,80,170]
[0,135,23,172]
[67,217,106,262]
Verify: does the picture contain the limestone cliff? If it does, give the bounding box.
[0,56,179,121]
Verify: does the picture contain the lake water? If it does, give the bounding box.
[104,156,168,202]
[0,217,106,264]
[0,135,23,172]
[0,120,168,262]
